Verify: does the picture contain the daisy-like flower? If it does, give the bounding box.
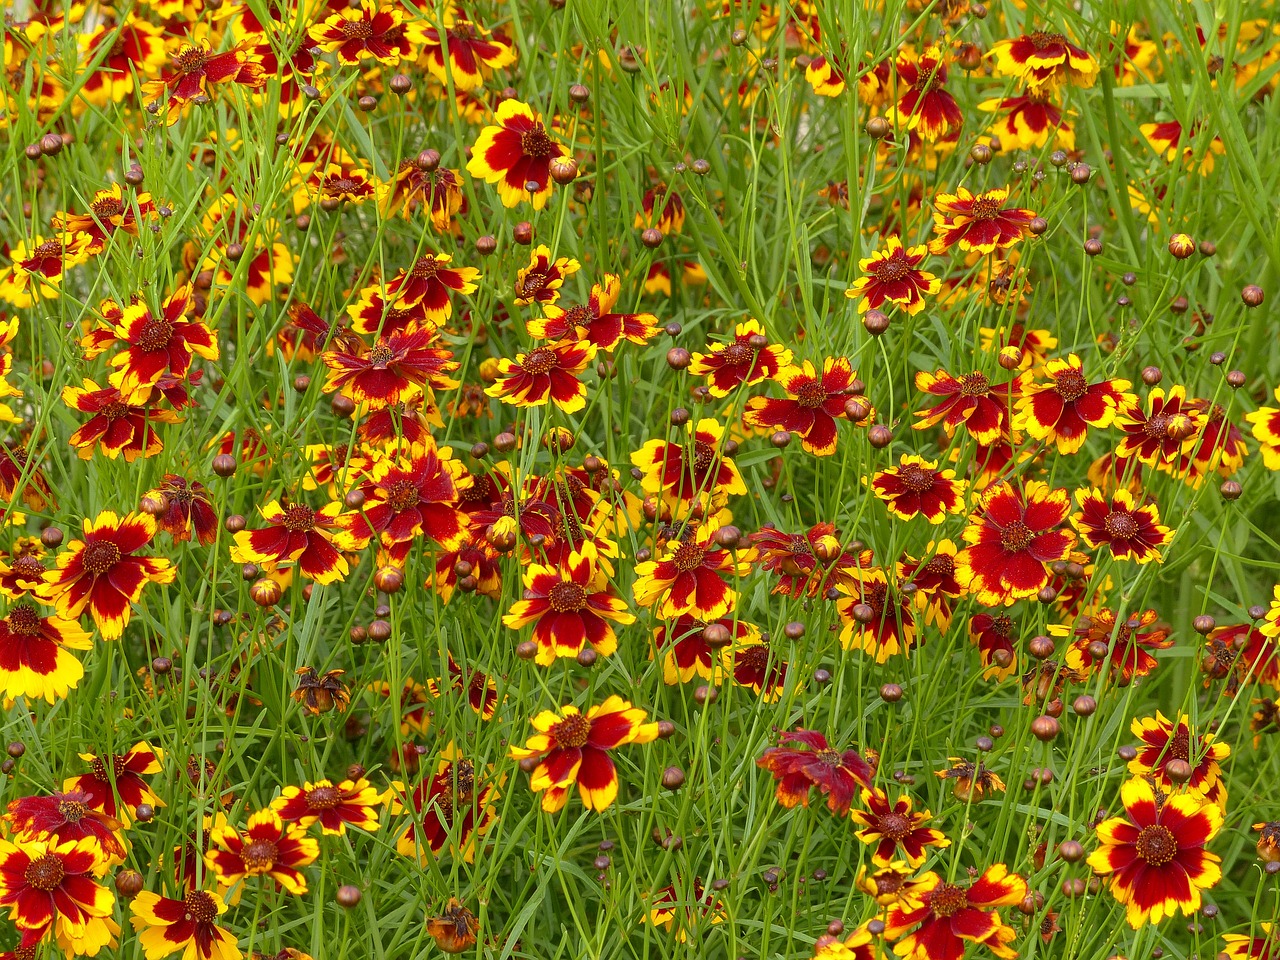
[129,888,240,960]
[633,522,749,620]
[929,187,1036,255]
[725,634,790,702]
[1072,487,1171,562]
[231,500,362,585]
[97,287,218,388]
[272,779,383,835]
[1087,777,1222,928]
[0,233,94,308]
[978,89,1074,150]
[815,923,883,960]
[903,540,964,629]
[206,809,319,895]
[322,328,460,408]
[1222,924,1280,960]
[142,31,265,124]
[856,862,930,908]
[509,696,660,812]
[883,864,1027,960]
[956,481,1075,606]
[0,602,92,706]
[744,357,863,456]
[484,340,596,413]
[846,236,940,316]
[530,273,658,352]
[295,161,380,211]
[53,183,156,252]
[4,791,125,862]
[380,163,467,228]
[891,44,963,140]
[631,417,747,512]
[1128,711,1229,809]
[0,836,116,957]
[346,440,469,555]
[44,511,174,640]
[805,55,846,96]
[514,245,580,305]
[1115,386,1205,467]
[390,747,499,864]
[836,564,919,662]
[466,99,569,209]
[913,368,1021,445]
[385,253,480,319]
[755,730,873,815]
[409,12,516,91]
[643,878,726,943]
[309,1,412,66]
[634,185,686,235]
[62,379,181,462]
[141,475,219,546]
[748,522,864,598]
[1058,607,1172,685]
[689,319,792,397]
[62,741,164,824]
[1014,353,1132,454]
[969,612,1019,680]
[651,614,747,685]
[850,788,950,866]
[502,542,634,666]
[871,455,964,524]
[989,31,1099,90]
[1245,386,1280,469]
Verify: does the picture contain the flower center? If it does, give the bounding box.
[999,520,1033,552]
[1103,511,1139,539]
[410,256,440,280]
[1052,369,1088,402]
[553,713,591,748]
[184,890,219,923]
[874,873,905,896]
[672,540,707,573]
[898,464,934,493]
[736,645,770,673]
[1029,31,1067,50]
[794,381,827,408]
[326,177,360,196]
[559,304,594,328]
[1169,729,1190,762]
[518,272,547,297]
[368,344,395,366]
[925,554,954,576]
[815,748,841,768]
[102,400,131,419]
[306,786,342,809]
[723,341,753,365]
[57,799,89,823]
[959,372,990,396]
[241,839,279,871]
[82,540,122,574]
[24,854,66,891]
[520,126,553,158]
[547,580,588,613]
[385,479,420,512]
[929,883,969,918]
[877,812,912,840]
[11,556,45,579]
[872,251,909,282]
[340,17,375,39]
[282,505,316,533]
[175,46,209,74]
[5,603,42,635]
[92,197,125,219]
[523,347,558,376]
[969,196,1002,220]
[1135,824,1178,866]
[692,440,716,472]
[136,317,174,353]
[90,754,128,780]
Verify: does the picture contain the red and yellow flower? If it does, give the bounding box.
[1072,487,1171,563]
[514,245,580,305]
[0,602,91,706]
[744,357,862,456]
[272,779,383,835]
[484,340,596,413]
[956,481,1075,606]
[466,99,569,209]
[0,836,116,956]
[62,741,164,824]
[836,564,919,662]
[389,746,499,864]
[989,32,1099,90]
[929,187,1036,255]
[206,808,319,895]
[850,788,949,866]
[531,274,658,352]
[883,865,1027,960]
[322,328,460,408]
[309,1,413,66]
[142,31,265,124]
[913,369,1021,445]
[756,730,873,815]
[633,522,749,620]
[631,417,747,513]
[231,500,362,585]
[871,455,964,524]
[891,45,963,140]
[129,888,240,960]
[690,320,792,397]
[847,236,940,316]
[1128,711,1230,809]
[409,12,516,91]
[1014,354,1131,454]
[1115,386,1205,468]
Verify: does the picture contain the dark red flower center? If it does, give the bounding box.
[184,890,219,923]
[57,799,89,822]
[520,126,553,158]
[723,341,753,365]
[553,713,591,748]
[897,464,935,493]
[1135,824,1178,866]
[30,239,64,261]
[959,373,990,396]
[968,196,1002,219]
[91,754,128,780]
[1029,32,1067,50]
[872,251,910,281]
[340,17,375,39]
[5,603,42,635]
[82,539,122,574]
[999,521,1034,552]
[306,786,342,809]
[24,854,66,891]
[929,882,969,918]
[241,839,279,870]
[672,540,707,573]
[518,272,547,297]
[136,317,174,352]
[547,580,588,612]
[101,400,130,419]
[368,344,395,366]
[736,645,770,674]
[326,177,361,196]
[410,256,440,280]
[1052,368,1088,402]
[815,748,841,768]
[877,812,912,840]
[987,614,1013,638]
[523,347,558,375]
[692,440,716,472]
[559,304,594,327]
[174,46,210,75]
[1103,511,1139,539]
[11,555,45,579]
[282,505,316,532]
[1168,728,1190,761]
[385,479,421,512]
[873,872,906,896]
[92,197,125,219]
[794,380,827,408]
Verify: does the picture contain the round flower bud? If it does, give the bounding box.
[1168,234,1195,259]
[1031,716,1060,741]
[212,454,237,477]
[1243,284,1266,307]
[337,885,362,908]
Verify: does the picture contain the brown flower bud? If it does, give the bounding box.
[212,454,237,477]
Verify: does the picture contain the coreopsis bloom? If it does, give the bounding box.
[689,320,792,397]
[850,788,949,866]
[1072,487,1171,562]
[425,655,501,720]
[883,865,1027,960]
[913,369,1021,444]
[206,809,318,895]
[231,500,361,585]
[0,836,115,956]
[76,20,169,107]
[929,187,1036,255]
[141,475,218,546]
[1202,622,1280,694]
[756,731,872,815]
[0,445,55,513]
[309,1,412,66]
[744,357,861,456]
[531,274,658,352]
[1128,711,1229,809]
[346,441,468,554]
[196,193,294,306]
[484,340,596,413]
[815,923,883,960]
[1222,925,1280,960]
[390,747,497,864]
[1257,823,1280,863]
[295,161,380,211]
[836,565,919,662]
[100,288,218,388]
[44,511,174,640]
[0,601,91,705]
[725,634,789,702]
[643,878,725,943]
[410,13,516,91]
[634,185,686,234]
[466,99,569,209]
[748,523,863,598]
[143,32,265,124]
[385,253,480,319]
[502,543,633,665]
[272,779,382,835]
[62,379,180,462]
[1014,354,1132,453]
[856,862,929,908]
[651,614,747,684]
[322,328,460,408]
[1059,607,1171,685]
[903,540,964,629]
[1245,386,1280,468]
[53,183,155,252]
[129,888,240,960]
[1182,399,1246,484]
[5,791,125,862]
[0,233,93,308]
[968,612,1018,680]
[936,759,1005,802]
[805,55,845,96]
[978,90,1074,150]
[509,696,659,812]
[633,522,748,620]
[956,482,1075,606]
[871,455,964,524]
[846,236,940,316]
[380,163,467,228]
[892,45,963,140]
[1115,386,1205,467]
[989,32,1099,90]
[515,246,580,305]
[632,418,747,512]
[1140,120,1224,175]
[1087,777,1222,928]
[62,742,163,824]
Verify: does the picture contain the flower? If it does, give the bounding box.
[141,475,219,546]
[643,879,725,943]
[509,696,659,812]
[989,32,1099,90]
[411,13,516,91]
[0,601,92,705]
[1087,777,1222,928]
[231,500,361,585]
[856,862,928,908]
[94,287,218,388]
[935,759,1006,802]
[883,864,1027,960]
[143,32,265,124]
[1222,924,1279,960]
[689,320,792,397]
[346,440,468,555]
[956,482,1075,606]
[651,614,743,684]
[631,417,747,513]
[291,667,351,715]
[968,612,1018,680]
[53,183,156,252]
[744,357,862,456]
[836,564,919,662]
[633,522,748,620]
[206,809,319,895]
[725,634,789,701]
[755,730,873,814]
[0,836,115,956]
[913,369,1021,445]
[322,328,460,408]
[466,99,569,209]
[502,542,634,665]
[871,455,964,524]
[851,788,949,866]
[634,185,686,234]
[531,274,658,351]
[426,899,480,954]
[62,742,164,824]
[1114,386,1205,468]
[1059,607,1171,685]
[484,340,596,413]
[309,1,412,66]
[385,253,480,319]
[891,45,963,140]
[61,379,180,462]
[748,523,864,598]
[4,791,125,862]
[272,779,382,836]
[44,511,174,640]
[846,236,940,316]
[929,187,1036,255]
[978,90,1074,150]
[129,888,240,960]
[1014,354,1131,454]
[1072,487,1171,562]
[390,747,499,863]
[1128,711,1229,809]
[514,245,580,305]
